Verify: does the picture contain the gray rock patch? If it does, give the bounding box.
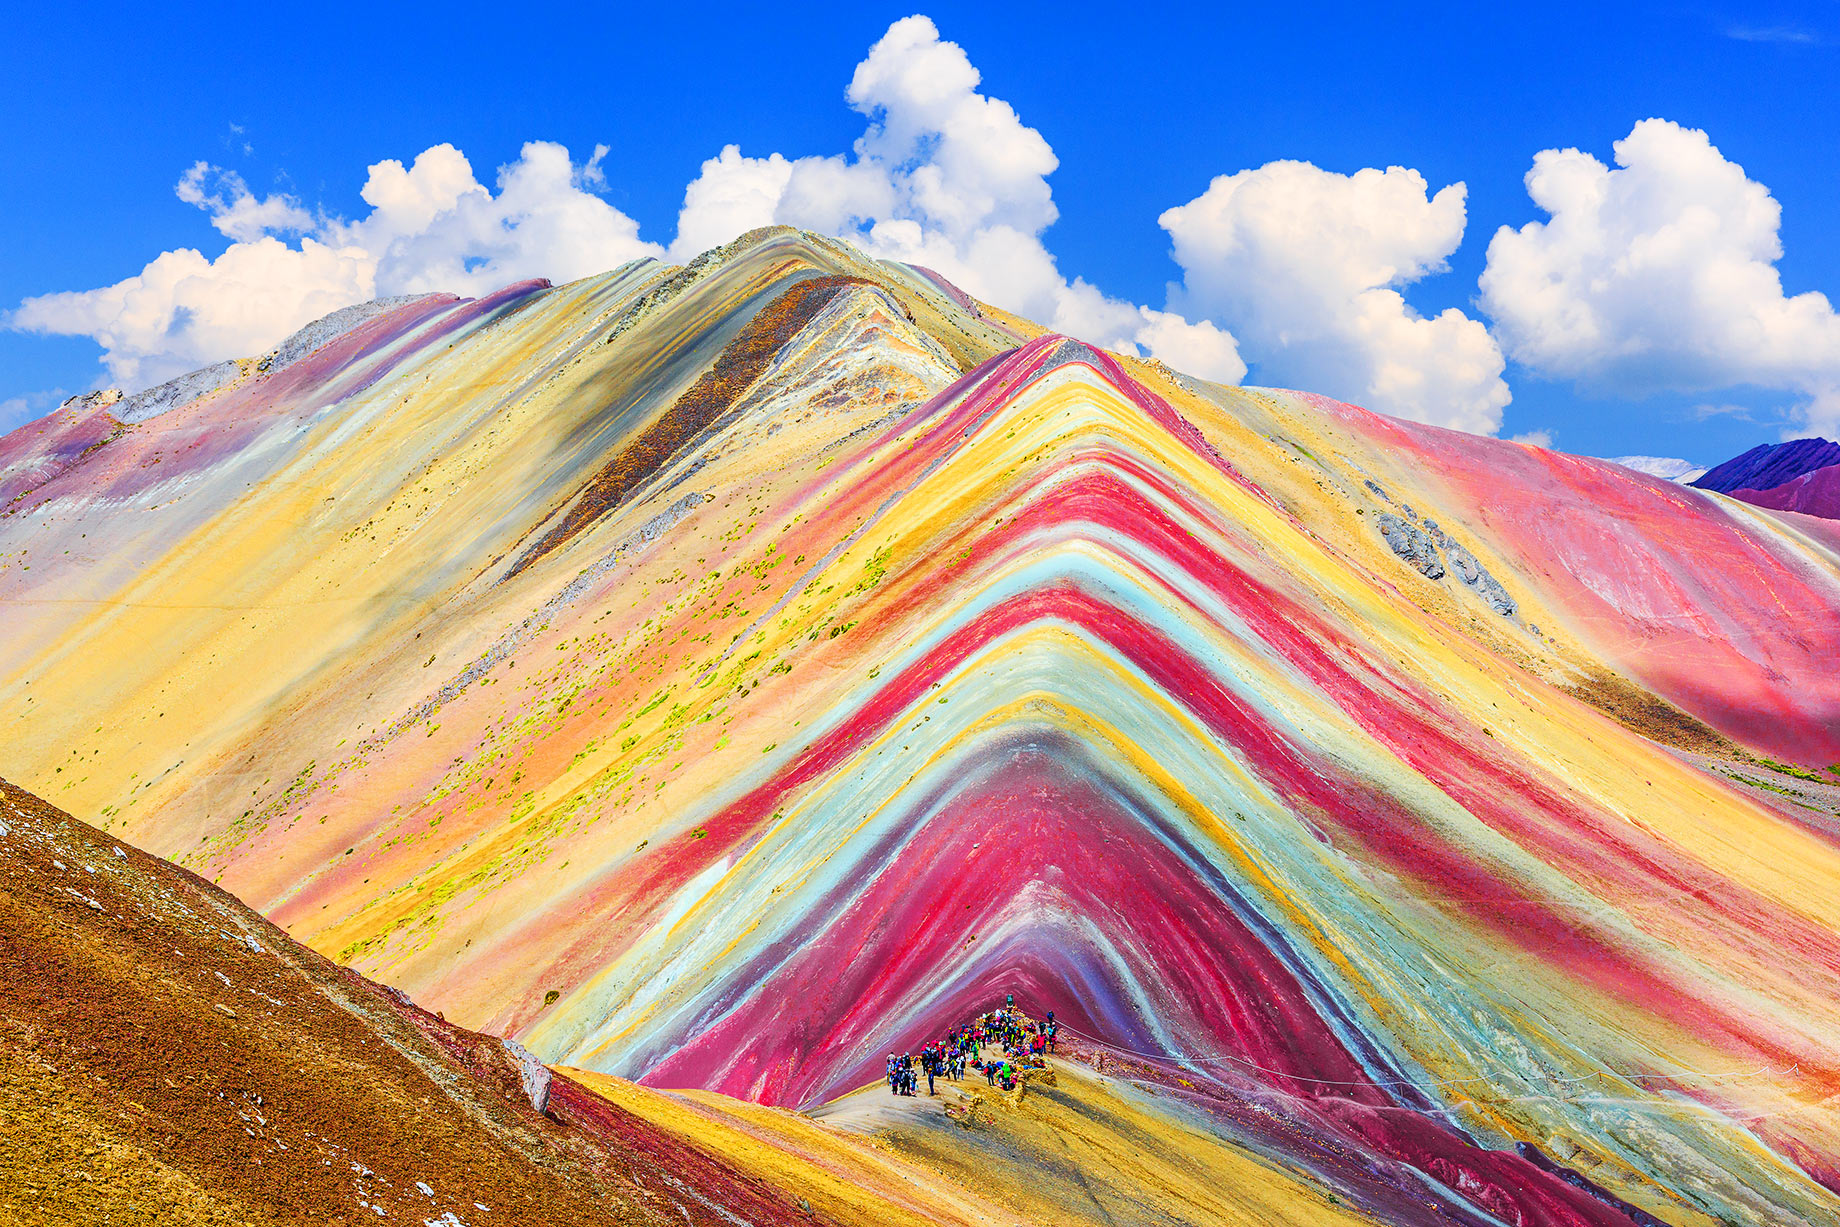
[59,388,123,414]
[115,295,438,423]
[261,295,434,375]
[1376,512,1444,580]
[1423,520,1517,617]
[504,1039,552,1113]
[117,360,246,423]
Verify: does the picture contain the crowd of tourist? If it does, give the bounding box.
[885,995,1060,1096]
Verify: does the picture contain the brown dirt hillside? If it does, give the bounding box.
[0,777,821,1227]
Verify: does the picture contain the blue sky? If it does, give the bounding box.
[4,1,1838,464]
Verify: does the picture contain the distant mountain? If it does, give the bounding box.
[1603,454,1707,482]
[1693,436,1840,493]
[1735,462,1840,520]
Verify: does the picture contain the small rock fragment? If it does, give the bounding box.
[504,1039,552,1113]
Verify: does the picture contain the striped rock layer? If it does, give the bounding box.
[5,229,1840,1225]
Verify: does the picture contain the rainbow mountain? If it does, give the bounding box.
[5,228,1840,1225]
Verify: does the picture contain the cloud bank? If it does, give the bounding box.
[1160,161,1509,435]
[1479,118,1840,435]
[13,144,661,391]
[10,19,1838,443]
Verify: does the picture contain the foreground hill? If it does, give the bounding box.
[0,776,813,1225]
[6,228,1840,1223]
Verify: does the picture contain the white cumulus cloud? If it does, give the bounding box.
[12,239,376,392]
[177,163,317,242]
[1158,161,1510,434]
[35,15,1729,441]
[335,142,662,299]
[11,142,661,393]
[11,17,1249,398]
[1479,118,1840,435]
[669,15,1247,385]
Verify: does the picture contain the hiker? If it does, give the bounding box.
[878,1002,1059,1099]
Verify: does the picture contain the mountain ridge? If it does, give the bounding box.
[1734,461,1840,519]
[5,227,1840,1224]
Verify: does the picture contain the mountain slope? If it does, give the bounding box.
[0,776,820,1226]
[5,228,1840,1224]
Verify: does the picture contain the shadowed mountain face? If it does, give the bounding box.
[1692,436,1840,496]
[1692,436,1840,523]
[6,228,1840,1224]
[1734,462,1840,519]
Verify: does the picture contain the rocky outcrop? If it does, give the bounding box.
[62,388,123,414]
[1423,519,1517,616]
[116,359,248,422]
[1372,496,1517,616]
[505,1039,553,1113]
[1375,511,1444,579]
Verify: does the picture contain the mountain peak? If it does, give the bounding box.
[5,232,1840,1226]
[1692,435,1840,493]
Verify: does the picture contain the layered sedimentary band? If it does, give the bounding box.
[5,230,1840,1224]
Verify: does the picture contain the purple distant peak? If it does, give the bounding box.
[1691,436,1840,493]
[1730,461,1840,520]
